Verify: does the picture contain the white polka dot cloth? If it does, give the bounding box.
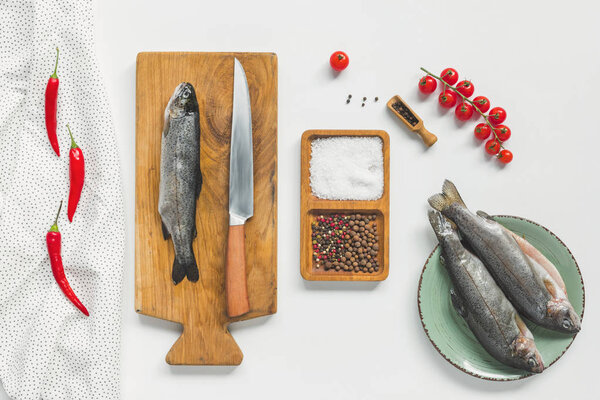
[0,1,124,399]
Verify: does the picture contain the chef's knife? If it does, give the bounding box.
[226,58,253,317]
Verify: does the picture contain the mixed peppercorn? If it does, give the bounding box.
[312,213,380,273]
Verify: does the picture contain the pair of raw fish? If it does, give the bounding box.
[428,180,581,373]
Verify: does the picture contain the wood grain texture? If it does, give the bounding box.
[226,225,250,317]
[135,52,277,365]
[300,130,390,282]
[387,95,437,147]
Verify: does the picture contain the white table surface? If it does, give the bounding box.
[5,0,599,398]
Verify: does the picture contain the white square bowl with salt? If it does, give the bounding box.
[309,136,384,201]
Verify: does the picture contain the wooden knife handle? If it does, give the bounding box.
[226,225,250,317]
[416,125,438,147]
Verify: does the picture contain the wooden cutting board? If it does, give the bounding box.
[135,52,277,365]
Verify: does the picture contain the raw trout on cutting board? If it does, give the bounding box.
[429,210,544,373]
[428,180,581,334]
[158,82,203,285]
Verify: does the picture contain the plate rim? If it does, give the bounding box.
[417,214,586,381]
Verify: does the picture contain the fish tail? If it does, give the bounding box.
[185,249,199,283]
[172,257,187,285]
[476,210,493,220]
[428,209,455,239]
[428,179,467,212]
[172,254,199,285]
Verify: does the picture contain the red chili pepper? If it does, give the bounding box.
[67,124,84,222]
[45,47,60,157]
[46,201,89,316]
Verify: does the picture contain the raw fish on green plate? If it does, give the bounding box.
[418,216,585,381]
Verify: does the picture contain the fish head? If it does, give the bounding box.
[167,82,198,119]
[547,299,581,333]
[510,336,545,374]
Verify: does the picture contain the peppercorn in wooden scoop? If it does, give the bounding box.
[387,95,437,147]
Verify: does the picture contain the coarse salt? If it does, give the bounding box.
[309,136,384,200]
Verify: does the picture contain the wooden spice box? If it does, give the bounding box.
[300,130,390,281]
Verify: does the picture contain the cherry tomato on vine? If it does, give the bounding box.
[455,103,474,121]
[456,80,474,98]
[439,90,457,108]
[488,107,506,125]
[418,76,437,94]
[473,96,490,113]
[494,125,511,142]
[440,68,458,85]
[498,149,513,164]
[330,51,349,71]
[474,123,491,140]
[485,139,501,155]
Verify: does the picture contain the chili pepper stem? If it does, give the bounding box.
[51,47,59,79]
[420,66,506,151]
[66,124,78,149]
[50,201,63,232]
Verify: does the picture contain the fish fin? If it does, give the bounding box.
[163,103,172,138]
[172,257,186,285]
[427,179,466,212]
[543,276,558,298]
[514,313,534,339]
[161,220,171,240]
[442,180,467,207]
[196,170,203,198]
[450,289,467,318]
[185,251,199,282]
[427,194,448,212]
[476,210,493,220]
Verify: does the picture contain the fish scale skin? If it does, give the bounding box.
[158,83,201,283]
[434,218,526,368]
[444,203,550,324]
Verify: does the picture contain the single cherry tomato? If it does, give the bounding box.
[474,123,491,140]
[488,107,506,125]
[498,149,513,164]
[330,51,349,71]
[485,139,501,155]
[418,76,437,94]
[438,90,457,108]
[440,68,458,85]
[473,96,490,113]
[455,103,474,121]
[494,125,511,142]
[456,80,474,98]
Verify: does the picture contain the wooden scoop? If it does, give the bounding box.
[387,95,437,147]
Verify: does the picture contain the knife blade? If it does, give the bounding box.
[226,58,253,317]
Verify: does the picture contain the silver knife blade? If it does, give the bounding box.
[229,58,254,226]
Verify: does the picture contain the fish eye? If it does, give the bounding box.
[527,357,537,368]
[182,89,190,99]
[562,319,572,330]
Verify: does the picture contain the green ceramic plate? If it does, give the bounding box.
[418,216,585,381]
